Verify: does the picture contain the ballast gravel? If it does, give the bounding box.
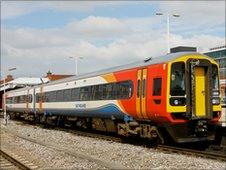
[1,118,225,169]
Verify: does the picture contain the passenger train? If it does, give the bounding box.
[3,52,222,143]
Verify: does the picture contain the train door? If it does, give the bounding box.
[194,67,206,116]
[136,68,148,119]
[187,59,212,119]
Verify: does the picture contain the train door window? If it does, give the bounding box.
[170,62,185,96]
[153,78,162,96]
[56,90,63,102]
[142,79,146,97]
[29,94,32,103]
[137,80,141,98]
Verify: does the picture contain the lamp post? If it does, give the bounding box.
[156,12,180,53]
[2,67,17,125]
[69,56,83,76]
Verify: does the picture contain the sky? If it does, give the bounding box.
[1,1,225,78]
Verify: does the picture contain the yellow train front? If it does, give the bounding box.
[160,53,222,143]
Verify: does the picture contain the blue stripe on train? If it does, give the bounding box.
[7,104,127,119]
[42,104,125,119]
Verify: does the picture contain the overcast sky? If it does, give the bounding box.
[1,1,225,78]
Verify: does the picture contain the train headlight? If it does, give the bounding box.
[212,98,220,105]
[170,97,186,106]
[213,91,219,96]
[174,100,179,105]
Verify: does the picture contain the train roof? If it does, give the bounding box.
[43,52,209,86]
[6,51,212,93]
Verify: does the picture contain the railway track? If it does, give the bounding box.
[3,119,226,162]
[49,123,226,161]
[157,145,226,162]
[0,149,31,170]
[1,127,127,169]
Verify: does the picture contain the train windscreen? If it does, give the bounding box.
[170,62,186,106]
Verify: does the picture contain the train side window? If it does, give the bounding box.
[153,78,162,96]
[63,89,72,101]
[117,81,133,99]
[80,87,91,101]
[6,97,12,104]
[49,91,56,102]
[56,90,63,102]
[72,88,80,101]
[93,85,101,100]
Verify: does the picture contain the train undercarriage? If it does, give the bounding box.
[7,111,218,145]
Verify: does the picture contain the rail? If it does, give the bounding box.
[0,149,31,170]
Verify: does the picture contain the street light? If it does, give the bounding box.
[156,12,180,53]
[69,56,83,76]
[2,67,17,125]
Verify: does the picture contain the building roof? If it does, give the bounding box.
[0,77,49,91]
[46,74,73,81]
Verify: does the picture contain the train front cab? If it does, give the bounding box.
[165,54,221,143]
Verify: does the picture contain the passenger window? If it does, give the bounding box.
[72,88,80,101]
[153,78,162,96]
[56,90,63,102]
[63,89,72,101]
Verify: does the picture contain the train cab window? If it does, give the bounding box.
[212,65,219,91]
[212,65,220,105]
[153,78,162,96]
[170,62,186,106]
[170,62,185,96]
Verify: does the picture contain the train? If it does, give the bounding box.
[3,52,222,144]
